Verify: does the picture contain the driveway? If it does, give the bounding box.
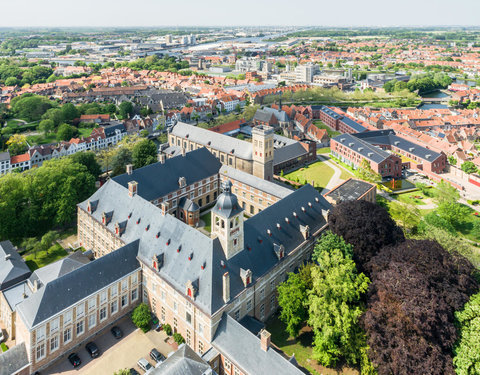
[43,317,174,375]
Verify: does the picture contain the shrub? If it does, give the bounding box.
[163,323,172,336]
[173,333,185,345]
[1,342,8,352]
[131,303,151,333]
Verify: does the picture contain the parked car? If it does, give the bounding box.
[110,326,123,339]
[0,329,4,343]
[149,348,166,363]
[68,353,81,368]
[85,342,100,358]
[137,358,153,372]
[129,369,140,375]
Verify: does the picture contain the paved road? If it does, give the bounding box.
[43,317,174,375]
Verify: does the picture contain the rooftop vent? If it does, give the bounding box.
[188,252,193,261]
[293,212,297,217]
[276,223,281,230]
[221,260,226,268]
[156,232,160,239]
[409,147,415,152]
[308,202,312,207]
[301,206,306,212]
[267,229,272,236]
[285,217,290,223]
[426,154,431,159]
[394,141,400,146]
[177,245,182,253]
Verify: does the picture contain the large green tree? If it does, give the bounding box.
[10,94,53,122]
[119,101,134,119]
[56,123,77,141]
[70,152,101,178]
[312,231,353,262]
[131,303,151,333]
[132,139,157,169]
[277,264,313,337]
[454,292,480,375]
[308,248,370,367]
[461,161,478,175]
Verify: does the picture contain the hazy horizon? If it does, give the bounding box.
[1,0,479,28]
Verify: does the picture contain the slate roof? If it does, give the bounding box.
[103,123,126,137]
[339,116,368,133]
[324,178,375,203]
[273,134,297,147]
[333,133,392,164]
[113,147,222,202]
[16,241,140,329]
[263,107,289,122]
[354,129,444,162]
[274,142,308,165]
[77,180,329,316]
[211,181,243,219]
[253,109,276,124]
[0,342,29,375]
[212,314,304,375]
[151,344,212,375]
[0,151,10,162]
[29,250,90,287]
[170,122,253,160]
[0,241,31,291]
[3,281,31,311]
[220,165,293,199]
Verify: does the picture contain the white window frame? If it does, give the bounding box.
[50,335,59,353]
[76,320,84,336]
[63,327,72,344]
[36,342,46,361]
[88,314,96,329]
[100,306,107,322]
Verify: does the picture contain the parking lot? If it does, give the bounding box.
[43,317,173,375]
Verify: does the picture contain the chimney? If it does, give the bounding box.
[126,164,133,175]
[181,148,186,157]
[128,181,138,197]
[33,279,38,293]
[4,254,11,261]
[161,202,168,216]
[222,272,230,303]
[158,153,166,164]
[260,329,271,352]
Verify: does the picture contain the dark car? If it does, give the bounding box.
[68,353,81,368]
[110,326,123,339]
[129,369,140,375]
[150,348,166,363]
[85,342,100,358]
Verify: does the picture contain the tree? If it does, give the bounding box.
[70,152,101,178]
[6,134,28,156]
[56,123,77,141]
[356,159,381,184]
[328,200,404,273]
[110,148,133,176]
[308,247,369,367]
[453,291,480,375]
[40,231,57,253]
[312,231,353,262]
[10,94,53,121]
[436,201,470,227]
[433,180,459,206]
[415,182,430,196]
[448,155,457,166]
[461,161,477,175]
[364,240,478,375]
[113,369,131,375]
[38,119,54,135]
[42,108,65,127]
[389,201,420,231]
[277,264,313,337]
[61,103,79,123]
[132,139,157,169]
[131,303,151,332]
[119,101,134,119]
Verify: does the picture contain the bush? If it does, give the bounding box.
[173,333,185,345]
[1,342,8,352]
[131,303,151,333]
[163,323,172,336]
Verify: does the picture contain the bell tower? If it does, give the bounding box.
[252,125,274,181]
[211,180,244,259]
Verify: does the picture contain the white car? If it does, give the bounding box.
[137,358,153,373]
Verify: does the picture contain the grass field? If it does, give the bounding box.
[393,191,428,205]
[78,127,94,138]
[313,120,341,137]
[317,147,331,154]
[27,133,58,145]
[284,161,334,189]
[24,243,69,271]
[266,315,358,375]
[200,213,212,232]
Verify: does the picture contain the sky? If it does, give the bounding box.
[1,0,480,28]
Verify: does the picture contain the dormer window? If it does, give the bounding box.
[240,268,252,287]
[274,243,285,260]
[152,253,164,272]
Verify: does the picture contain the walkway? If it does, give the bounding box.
[317,155,346,194]
[379,192,437,210]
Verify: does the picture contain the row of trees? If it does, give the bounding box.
[383,72,452,95]
[0,152,99,241]
[0,59,53,86]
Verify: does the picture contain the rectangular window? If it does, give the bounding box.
[131,288,138,302]
[199,341,204,355]
[270,279,275,291]
[36,342,45,361]
[234,310,240,320]
[88,297,96,311]
[260,288,265,300]
[260,304,265,319]
[100,290,107,305]
[110,284,118,298]
[173,301,178,312]
[76,320,84,336]
[131,273,138,285]
[161,290,166,302]
[270,295,276,311]
[198,323,203,336]
[186,312,192,325]
[235,368,240,375]
[121,294,128,308]
[63,327,72,344]
[76,303,84,319]
[88,314,96,329]
[50,335,59,352]
[50,318,59,334]
[121,279,128,291]
[224,358,231,370]
[246,299,252,312]
[100,307,107,321]
[111,300,118,315]
[36,325,45,343]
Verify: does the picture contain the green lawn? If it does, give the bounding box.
[266,315,357,375]
[24,243,69,271]
[393,191,427,205]
[78,128,94,138]
[313,120,341,138]
[317,147,331,154]
[284,161,335,189]
[27,133,58,145]
[200,213,212,232]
